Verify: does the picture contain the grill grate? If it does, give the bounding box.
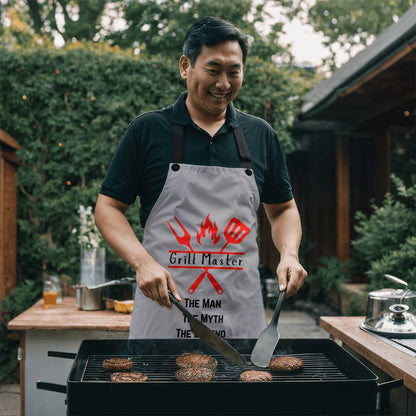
[81,352,349,383]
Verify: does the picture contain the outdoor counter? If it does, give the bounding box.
[8,296,131,416]
[8,296,131,331]
[320,316,416,415]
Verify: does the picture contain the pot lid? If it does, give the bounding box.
[361,311,416,338]
[368,288,416,300]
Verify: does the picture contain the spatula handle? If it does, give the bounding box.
[270,289,286,327]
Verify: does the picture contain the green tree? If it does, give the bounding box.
[1,0,292,62]
[107,0,290,62]
[303,0,415,70]
[1,0,111,44]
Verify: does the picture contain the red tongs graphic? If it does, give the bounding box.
[188,268,224,295]
[167,216,193,252]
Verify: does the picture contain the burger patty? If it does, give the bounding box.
[110,372,148,383]
[175,367,215,382]
[102,357,133,371]
[268,356,304,372]
[176,353,218,369]
[240,370,272,382]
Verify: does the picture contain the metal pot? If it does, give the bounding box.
[75,286,105,310]
[361,274,416,337]
[75,277,135,311]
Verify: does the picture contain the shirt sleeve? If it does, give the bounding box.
[100,119,141,205]
[261,130,293,204]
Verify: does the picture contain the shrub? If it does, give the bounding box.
[308,256,354,295]
[352,175,416,289]
[0,45,182,281]
[366,236,416,290]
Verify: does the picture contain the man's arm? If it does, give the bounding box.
[263,199,307,298]
[94,194,181,307]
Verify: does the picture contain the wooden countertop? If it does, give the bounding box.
[7,297,131,331]
[320,316,416,393]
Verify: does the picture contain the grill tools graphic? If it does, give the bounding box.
[167,216,250,294]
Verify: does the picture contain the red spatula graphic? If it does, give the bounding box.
[220,218,250,252]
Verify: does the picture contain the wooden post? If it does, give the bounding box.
[0,129,21,301]
[336,136,350,261]
[374,129,391,205]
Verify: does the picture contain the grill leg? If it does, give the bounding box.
[376,389,390,415]
[376,379,404,415]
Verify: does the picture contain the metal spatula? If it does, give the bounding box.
[168,291,247,367]
[250,289,286,367]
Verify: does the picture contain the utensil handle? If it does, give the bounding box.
[168,290,194,321]
[384,274,408,288]
[86,277,135,290]
[270,290,286,326]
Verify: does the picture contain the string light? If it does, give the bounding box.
[22,95,27,100]
[66,180,72,186]
[58,142,63,147]
[55,69,60,74]
[403,110,410,117]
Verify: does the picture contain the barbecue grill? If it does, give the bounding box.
[37,338,400,415]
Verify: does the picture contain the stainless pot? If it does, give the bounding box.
[75,277,135,311]
[361,274,416,337]
[76,286,104,310]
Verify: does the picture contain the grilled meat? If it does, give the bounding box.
[102,357,133,371]
[268,356,304,372]
[239,370,272,382]
[110,372,148,382]
[176,353,218,369]
[175,366,215,382]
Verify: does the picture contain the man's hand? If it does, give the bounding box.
[263,199,307,298]
[135,256,182,307]
[276,255,307,298]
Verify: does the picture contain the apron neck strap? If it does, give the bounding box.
[172,124,252,168]
[172,124,185,164]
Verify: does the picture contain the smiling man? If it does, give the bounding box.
[95,17,307,339]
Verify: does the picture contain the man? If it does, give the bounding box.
[95,16,307,339]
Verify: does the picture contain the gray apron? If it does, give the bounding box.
[129,124,267,339]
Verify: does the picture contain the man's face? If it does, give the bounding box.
[180,41,244,120]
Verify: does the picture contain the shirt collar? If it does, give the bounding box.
[172,91,239,129]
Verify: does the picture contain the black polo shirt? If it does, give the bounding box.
[100,92,293,227]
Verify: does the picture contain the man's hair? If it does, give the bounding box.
[183,16,249,66]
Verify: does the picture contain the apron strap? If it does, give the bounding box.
[172,123,252,168]
[172,124,185,163]
[233,126,252,169]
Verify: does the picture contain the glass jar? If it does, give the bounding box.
[50,275,63,304]
[42,279,58,309]
[80,247,106,287]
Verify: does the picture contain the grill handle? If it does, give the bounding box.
[36,381,66,394]
[48,351,77,359]
[377,378,403,392]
